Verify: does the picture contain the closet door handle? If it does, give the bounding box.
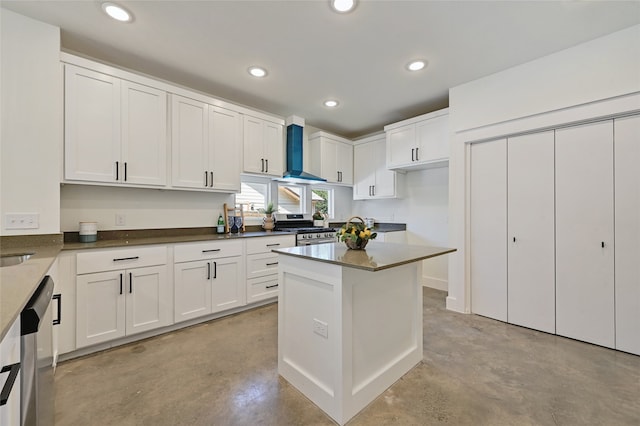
[52,294,62,325]
[119,273,123,295]
[129,272,133,293]
[1,363,21,406]
[115,161,119,180]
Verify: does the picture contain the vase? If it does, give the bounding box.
[263,214,275,231]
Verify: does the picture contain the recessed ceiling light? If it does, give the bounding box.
[407,60,427,72]
[102,2,132,22]
[331,0,357,13]
[248,66,267,78]
[324,100,339,108]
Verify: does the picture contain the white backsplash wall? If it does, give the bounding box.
[60,185,234,232]
[352,166,449,290]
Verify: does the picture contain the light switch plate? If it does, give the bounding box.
[5,213,39,229]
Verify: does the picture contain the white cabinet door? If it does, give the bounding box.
[171,95,209,189]
[211,256,245,313]
[372,138,396,198]
[121,81,167,186]
[321,139,340,183]
[125,265,171,335]
[76,270,126,348]
[243,116,266,174]
[470,139,507,321]
[556,120,614,348]
[263,121,284,177]
[336,140,353,185]
[64,65,121,183]
[209,105,241,191]
[174,260,212,323]
[614,114,640,355]
[353,143,375,199]
[416,113,448,164]
[507,131,555,333]
[386,125,415,169]
[247,275,280,303]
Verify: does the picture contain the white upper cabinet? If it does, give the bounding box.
[385,108,449,171]
[243,116,284,177]
[171,94,241,192]
[308,131,353,185]
[353,135,398,200]
[64,64,167,186]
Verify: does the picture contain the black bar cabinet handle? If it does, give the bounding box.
[261,158,265,172]
[52,293,62,325]
[411,148,415,161]
[266,284,279,289]
[119,273,123,295]
[202,249,221,253]
[1,363,21,406]
[115,161,119,180]
[602,241,605,248]
[210,171,213,187]
[266,243,280,247]
[113,256,139,262]
[415,147,419,161]
[207,262,211,280]
[266,262,279,266]
[265,159,269,173]
[213,261,217,279]
[204,171,208,187]
[129,272,133,293]
[513,237,516,242]
[124,162,127,181]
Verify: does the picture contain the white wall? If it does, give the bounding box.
[1,9,62,235]
[352,166,449,289]
[447,24,640,313]
[60,185,233,232]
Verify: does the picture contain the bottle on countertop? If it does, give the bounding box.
[217,213,225,234]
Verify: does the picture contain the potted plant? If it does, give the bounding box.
[313,210,324,226]
[260,202,276,231]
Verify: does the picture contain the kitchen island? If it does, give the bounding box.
[273,242,455,425]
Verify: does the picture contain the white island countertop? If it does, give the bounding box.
[273,242,456,272]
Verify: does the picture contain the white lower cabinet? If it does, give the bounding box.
[174,240,245,323]
[0,319,21,426]
[245,235,295,303]
[75,246,171,348]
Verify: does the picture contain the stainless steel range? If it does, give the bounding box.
[273,213,337,246]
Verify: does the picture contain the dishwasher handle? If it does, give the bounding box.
[52,293,62,325]
[0,363,20,406]
[21,275,54,335]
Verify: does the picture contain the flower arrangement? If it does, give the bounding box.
[259,202,275,216]
[339,216,377,250]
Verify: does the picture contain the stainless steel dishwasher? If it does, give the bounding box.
[21,275,54,426]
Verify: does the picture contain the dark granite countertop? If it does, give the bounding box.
[273,242,455,272]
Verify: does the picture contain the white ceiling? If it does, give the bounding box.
[2,1,639,138]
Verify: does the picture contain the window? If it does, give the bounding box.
[277,183,305,214]
[237,180,268,218]
[312,187,333,218]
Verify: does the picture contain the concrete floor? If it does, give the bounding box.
[54,288,640,425]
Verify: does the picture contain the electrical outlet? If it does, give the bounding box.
[5,213,39,229]
[115,214,126,226]
[313,318,328,339]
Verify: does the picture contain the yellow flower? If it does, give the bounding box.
[351,228,356,234]
[359,231,366,238]
[365,229,371,237]
[340,228,346,235]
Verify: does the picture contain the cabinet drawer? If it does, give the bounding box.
[247,253,279,279]
[247,275,279,303]
[246,235,294,255]
[174,240,242,263]
[77,246,167,274]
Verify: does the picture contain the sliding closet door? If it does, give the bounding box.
[614,114,640,355]
[507,131,555,333]
[470,139,507,321]
[555,120,614,348]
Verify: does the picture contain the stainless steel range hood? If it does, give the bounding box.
[281,116,326,184]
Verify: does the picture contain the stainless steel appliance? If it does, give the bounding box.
[273,213,337,246]
[21,276,54,426]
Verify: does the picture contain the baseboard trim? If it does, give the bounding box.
[421,275,448,291]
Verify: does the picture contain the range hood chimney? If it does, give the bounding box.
[282,116,327,184]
